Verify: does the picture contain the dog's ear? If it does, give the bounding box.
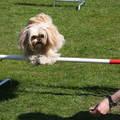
[46,25,65,51]
[29,13,52,24]
[18,27,30,51]
[29,17,37,24]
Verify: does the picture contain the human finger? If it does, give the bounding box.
[90,104,99,111]
[90,106,95,111]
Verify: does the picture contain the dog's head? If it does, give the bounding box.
[18,23,64,53]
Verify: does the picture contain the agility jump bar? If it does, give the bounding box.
[0,55,120,64]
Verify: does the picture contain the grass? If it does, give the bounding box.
[0,0,120,119]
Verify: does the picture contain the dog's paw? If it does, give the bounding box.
[29,55,39,66]
[38,55,57,65]
[38,55,48,65]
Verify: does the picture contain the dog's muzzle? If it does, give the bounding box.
[36,42,41,44]
[36,39,42,44]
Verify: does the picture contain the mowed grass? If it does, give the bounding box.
[0,0,120,120]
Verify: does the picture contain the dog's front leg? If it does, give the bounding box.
[28,55,39,66]
[38,54,58,65]
[38,55,49,65]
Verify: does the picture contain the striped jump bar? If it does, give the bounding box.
[0,55,120,64]
[58,57,120,64]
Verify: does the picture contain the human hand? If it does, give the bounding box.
[89,98,110,116]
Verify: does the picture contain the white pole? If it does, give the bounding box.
[1,55,120,64]
[0,55,110,64]
[0,55,24,60]
[57,57,110,64]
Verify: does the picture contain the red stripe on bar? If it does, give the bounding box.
[110,59,120,64]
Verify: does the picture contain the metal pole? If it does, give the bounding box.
[53,0,55,7]
[0,55,24,60]
[0,55,120,64]
[57,57,110,64]
[78,1,85,10]
[0,78,12,86]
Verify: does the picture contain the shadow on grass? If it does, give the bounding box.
[18,111,120,120]
[23,84,118,97]
[14,2,76,8]
[0,79,19,101]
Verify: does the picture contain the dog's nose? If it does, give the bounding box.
[37,38,41,44]
[37,38,41,42]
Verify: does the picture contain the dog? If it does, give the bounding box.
[18,13,65,65]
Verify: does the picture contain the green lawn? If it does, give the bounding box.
[0,0,120,120]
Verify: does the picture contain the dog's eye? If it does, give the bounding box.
[40,35,44,38]
[32,36,37,40]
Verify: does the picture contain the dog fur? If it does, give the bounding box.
[18,13,65,65]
